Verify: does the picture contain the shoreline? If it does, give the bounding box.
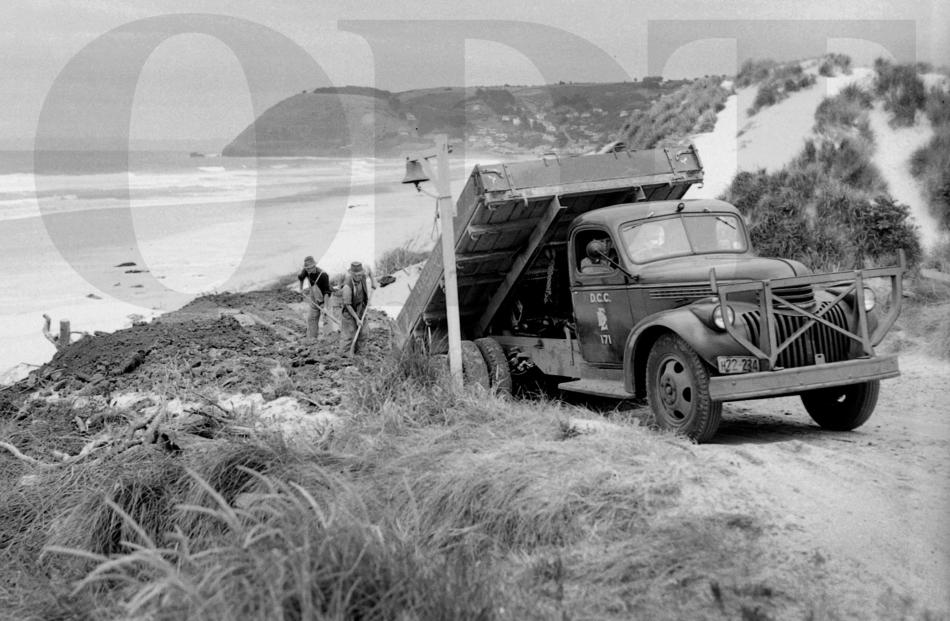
[0,156,465,384]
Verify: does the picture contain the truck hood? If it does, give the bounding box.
[636,255,810,285]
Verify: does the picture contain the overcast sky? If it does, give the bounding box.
[2,0,946,149]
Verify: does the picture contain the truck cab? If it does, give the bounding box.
[568,199,757,365]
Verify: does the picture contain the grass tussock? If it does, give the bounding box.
[375,242,431,278]
[745,61,817,116]
[620,76,730,148]
[910,123,950,232]
[736,59,779,88]
[874,58,927,126]
[813,83,874,140]
[818,53,853,77]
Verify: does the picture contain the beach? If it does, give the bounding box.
[0,151,493,382]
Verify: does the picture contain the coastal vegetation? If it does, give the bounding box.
[374,242,431,278]
[722,59,947,273]
[1,334,930,620]
[620,76,730,148]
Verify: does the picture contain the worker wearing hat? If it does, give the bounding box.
[297,256,331,338]
[341,261,375,353]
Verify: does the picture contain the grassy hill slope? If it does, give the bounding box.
[222,80,692,157]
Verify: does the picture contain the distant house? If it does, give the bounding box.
[512,118,522,126]
[501,115,511,122]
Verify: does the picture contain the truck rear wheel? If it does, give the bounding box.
[460,340,491,390]
[474,337,513,395]
[800,380,879,431]
[646,334,722,442]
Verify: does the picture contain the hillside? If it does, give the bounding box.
[222,80,690,157]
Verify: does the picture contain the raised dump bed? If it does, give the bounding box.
[396,145,704,346]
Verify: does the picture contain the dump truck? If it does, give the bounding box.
[396,145,904,442]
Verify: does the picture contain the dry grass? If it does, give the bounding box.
[620,77,730,149]
[910,126,950,231]
[745,62,817,116]
[375,242,431,278]
[1,369,941,619]
[898,273,950,360]
[2,276,942,620]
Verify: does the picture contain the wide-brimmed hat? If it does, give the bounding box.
[349,261,364,273]
[303,256,316,268]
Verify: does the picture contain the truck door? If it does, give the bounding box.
[570,228,634,365]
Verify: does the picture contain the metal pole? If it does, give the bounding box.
[434,134,464,388]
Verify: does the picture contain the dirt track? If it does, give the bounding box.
[698,352,950,612]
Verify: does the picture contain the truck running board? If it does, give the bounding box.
[557,379,636,399]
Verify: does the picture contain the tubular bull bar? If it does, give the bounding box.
[706,253,905,402]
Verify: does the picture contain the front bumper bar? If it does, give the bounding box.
[708,355,899,401]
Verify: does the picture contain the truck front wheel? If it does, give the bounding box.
[800,380,879,431]
[460,340,491,390]
[646,334,722,442]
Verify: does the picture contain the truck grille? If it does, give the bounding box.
[761,284,816,307]
[740,301,851,369]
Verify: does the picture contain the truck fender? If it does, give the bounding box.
[622,308,749,396]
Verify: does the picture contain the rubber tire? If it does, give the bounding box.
[460,340,491,390]
[800,380,879,431]
[646,333,722,443]
[474,337,513,395]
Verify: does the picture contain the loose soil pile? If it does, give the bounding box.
[39,291,387,400]
[1,289,393,423]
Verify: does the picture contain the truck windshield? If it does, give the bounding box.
[622,214,747,263]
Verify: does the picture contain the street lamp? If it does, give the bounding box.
[401,134,463,388]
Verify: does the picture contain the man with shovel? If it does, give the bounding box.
[298,256,332,339]
[340,261,373,354]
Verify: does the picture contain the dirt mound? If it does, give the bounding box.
[14,290,393,408]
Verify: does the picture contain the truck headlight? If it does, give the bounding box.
[712,305,735,330]
[862,287,875,311]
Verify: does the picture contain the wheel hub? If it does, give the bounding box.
[656,358,691,420]
[660,373,677,407]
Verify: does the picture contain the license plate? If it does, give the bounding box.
[717,356,760,374]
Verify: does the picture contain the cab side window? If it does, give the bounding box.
[575,230,617,275]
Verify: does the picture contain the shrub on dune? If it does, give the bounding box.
[874,58,927,126]
[910,127,950,231]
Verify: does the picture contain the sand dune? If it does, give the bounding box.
[868,104,942,249]
[688,65,944,251]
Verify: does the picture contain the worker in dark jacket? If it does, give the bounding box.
[298,256,331,338]
[341,261,371,353]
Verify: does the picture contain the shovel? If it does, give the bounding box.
[349,289,371,355]
[320,307,341,328]
[309,293,341,329]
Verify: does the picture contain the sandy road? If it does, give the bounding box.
[696,351,950,613]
